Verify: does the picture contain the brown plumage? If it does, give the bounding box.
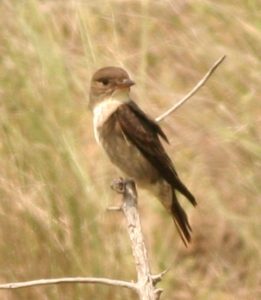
[89,66,196,246]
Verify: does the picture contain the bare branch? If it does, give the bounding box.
[156,55,226,123]
[112,179,161,300]
[1,178,165,299]
[0,277,137,291]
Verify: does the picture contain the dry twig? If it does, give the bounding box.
[0,277,136,291]
[156,55,226,122]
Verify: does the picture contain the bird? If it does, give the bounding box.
[89,66,196,246]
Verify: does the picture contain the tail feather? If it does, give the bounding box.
[174,178,197,207]
[150,180,194,247]
[171,190,192,247]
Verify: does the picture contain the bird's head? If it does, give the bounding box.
[89,66,135,110]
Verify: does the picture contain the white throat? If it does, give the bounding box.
[93,91,129,144]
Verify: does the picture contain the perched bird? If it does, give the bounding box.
[89,66,196,246]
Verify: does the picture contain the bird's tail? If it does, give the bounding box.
[149,180,193,247]
[175,177,197,207]
[171,189,192,247]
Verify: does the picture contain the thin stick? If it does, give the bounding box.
[0,277,137,291]
[156,55,226,123]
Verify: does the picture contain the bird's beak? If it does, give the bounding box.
[117,78,135,89]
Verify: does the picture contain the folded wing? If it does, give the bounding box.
[116,101,196,206]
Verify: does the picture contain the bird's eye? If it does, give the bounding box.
[98,78,109,85]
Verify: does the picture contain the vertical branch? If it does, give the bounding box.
[111,179,163,300]
[121,180,154,299]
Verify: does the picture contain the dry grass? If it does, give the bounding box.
[0,0,260,299]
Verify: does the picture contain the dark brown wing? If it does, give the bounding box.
[128,101,169,144]
[116,102,196,206]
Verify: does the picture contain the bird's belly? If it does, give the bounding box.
[99,127,159,184]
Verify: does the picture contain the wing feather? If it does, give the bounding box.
[116,102,196,206]
[116,102,178,183]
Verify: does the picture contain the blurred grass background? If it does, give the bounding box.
[0,0,260,299]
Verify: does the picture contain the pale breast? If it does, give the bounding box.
[93,99,123,145]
